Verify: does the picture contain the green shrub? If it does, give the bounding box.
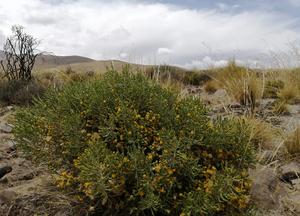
[14,69,255,215]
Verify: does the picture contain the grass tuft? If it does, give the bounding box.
[284,127,300,156]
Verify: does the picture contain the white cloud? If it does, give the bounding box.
[289,0,300,6]
[119,52,129,58]
[0,0,299,68]
[157,48,173,55]
[185,56,228,69]
[184,56,262,69]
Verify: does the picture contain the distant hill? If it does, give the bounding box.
[0,52,188,75]
[49,59,153,73]
[33,54,187,74]
[0,52,95,68]
[34,54,95,70]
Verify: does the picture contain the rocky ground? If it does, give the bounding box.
[196,87,300,216]
[0,87,299,215]
[0,106,76,216]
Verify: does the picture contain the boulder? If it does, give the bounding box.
[250,167,287,210]
[5,140,16,152]
[280,162,300,175]
[228,102,242,109]
[0,165,12,179]
[0,124,13,133]
[6,106,14,112]
[279,162,300,187]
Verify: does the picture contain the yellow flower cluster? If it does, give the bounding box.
[56,170,75,189]
[82,182,94,197]
[203,166,217,193]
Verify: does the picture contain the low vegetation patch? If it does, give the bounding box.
[263,80,284,99]
[0,79,45,105]
[241,117,280,150]
[182,71,212,86]
[204,80,218,94]
[15,69,256,215]
[277,85,299,104]
[264,70,300,104]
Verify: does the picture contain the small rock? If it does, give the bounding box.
[0,165,12,179]
[260,99,275,109]
[6,123,14,128]
[280,162,300,175]
[6,106,14,111]
[0,177,8,183]
[250,167,287,210]
[228,103,242,109]
[0,106,13,116]
[267,117,282,126]
[14,158,26,166]
[18,172,35,181]
[278,162,300,187]
[280,172,300,186]
[0,124,13,133]
[287,104,300,115]
[5,140,16,152]
[213,89,227,97]
[0,190,17,204]
[293,178,300,190]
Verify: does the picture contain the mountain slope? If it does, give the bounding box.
[34,54,95,69]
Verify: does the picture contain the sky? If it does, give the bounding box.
[0,0,300,68]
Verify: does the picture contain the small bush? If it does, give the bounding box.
[204,80,218,94]
[65,65,75,75]
[278,85,299,104]
[271,99,289,115]
[265,69,300,104]
[213,61,263,109]
[241,117,279,150]
[0,79,45,105]
[284,127,300,156]
[15,69,255,215]
[145,65,184,83]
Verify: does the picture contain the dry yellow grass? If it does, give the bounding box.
[241,116,280,150]
[204,80,218,94]
[277,83,300,104]
[284,127,300,156]
[211,60,264,110]
[264,69,300,104]
[271,99,289,115]
[160,78,184,94]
